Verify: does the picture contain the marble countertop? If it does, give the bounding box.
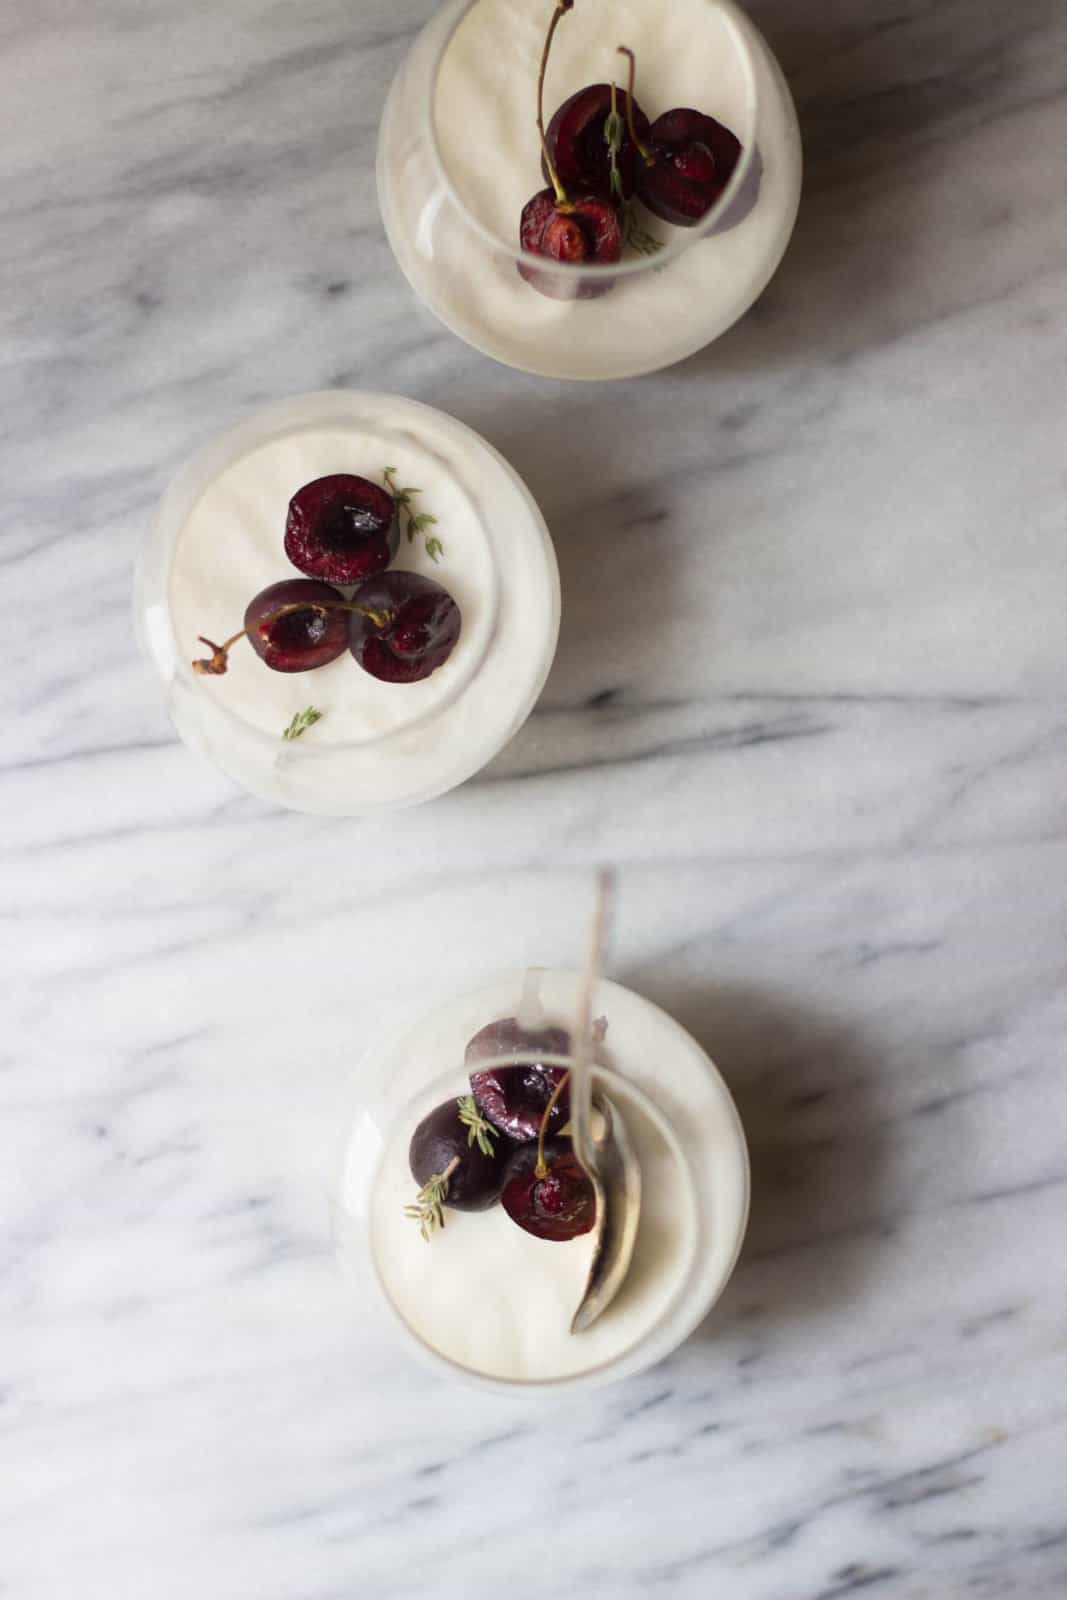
[4,0,1066,1595]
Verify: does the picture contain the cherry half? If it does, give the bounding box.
[285,474,398,586]
[408,1096,510,1216]
[467,1018,573,1142]
[500,1138,596,1241]
[518,188,623,299]
[637,109,755,229]
[542,83,651,201]
[348,570,460,684]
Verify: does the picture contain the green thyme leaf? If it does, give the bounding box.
[404,1163,456,1240]
[382,468,445,560]
[282,705,324,742]
[623,203,665,256]
[457,1094,498,1156]
[605,85,626,205]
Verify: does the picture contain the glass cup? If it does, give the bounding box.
[136,392,560,814]
[332,971,750,1391]
[377,0,802,379]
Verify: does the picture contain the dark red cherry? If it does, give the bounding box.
[243,579,348,673]
[285,474,398,585]
[636,108,756,229]
[466,1018,572,1142]
[543,83,651,201]
[409,1098,510,1212]
[518,188,622,300]
[501,1139,596,1241]
[348,570,460,684]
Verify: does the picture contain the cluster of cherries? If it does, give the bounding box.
[192,474,460,684]
[520,1,754,298]
[406,1016,600,1242]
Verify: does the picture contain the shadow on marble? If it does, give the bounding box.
[475,451,680,779]
[665,0,1032,382]
[620,973,895,1339]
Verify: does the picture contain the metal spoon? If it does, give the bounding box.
[568,870,643,1335]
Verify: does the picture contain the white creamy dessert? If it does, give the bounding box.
[339,971,750,1387]
[378,0,802,378]
[138,393,560,813]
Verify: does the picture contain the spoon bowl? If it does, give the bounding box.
[571,1087,642,1333]
[564,869,643,1333]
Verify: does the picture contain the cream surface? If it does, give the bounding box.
[352,971,749,1385]
[169,425,494,744]
[151,394,560,811]
[371,1074,694,1383]
[436,0,755,245]
[379,0,802,377]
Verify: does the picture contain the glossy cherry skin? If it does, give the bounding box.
[466,1018,573,1141]
[243,579,348,673]
[348,570,460,684]
[409,1099,510,1211]
[285,474,398,585]
[518,188,622,300]
[636,109,759,230]
[500,1139,596,1241]
[543,83,652,200]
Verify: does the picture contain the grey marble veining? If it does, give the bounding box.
[3,1,1067,1596]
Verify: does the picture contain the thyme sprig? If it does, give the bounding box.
[282,705,323,742]
[383,465,444,563]
[604,81,664,258]
[457,1094,499,1156]
[605,84,626,206]
[622,208,664,257]
[404,1154,461,1241]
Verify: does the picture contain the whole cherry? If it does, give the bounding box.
[407,1095,510,1233]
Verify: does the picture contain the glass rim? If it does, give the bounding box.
[424,0,762,283]
[347,1048,705,1392]
[141,390,502,760]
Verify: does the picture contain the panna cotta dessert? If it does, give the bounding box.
[137,392,560,813]
[337,970,750,1388]
[377,0,801,379]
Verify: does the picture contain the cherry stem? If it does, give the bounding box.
[538,0,575,210]
[616,45,655,165]
[192,598,389,676]
[535,1069,570,1180]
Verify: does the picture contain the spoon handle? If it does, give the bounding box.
[516,965,545,1029]
[570,868,615,1168]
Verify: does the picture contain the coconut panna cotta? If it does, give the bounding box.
[377,0,802,377]
[338,970,750,1388]
[138,392,560,813]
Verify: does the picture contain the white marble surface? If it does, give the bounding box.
[3,0,1067,1595]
